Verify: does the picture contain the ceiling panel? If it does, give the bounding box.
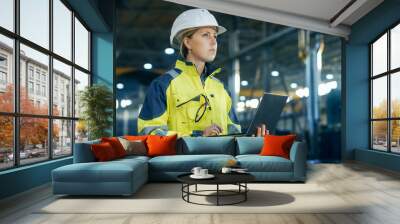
[165,0,384,38]
[226,0,352,21]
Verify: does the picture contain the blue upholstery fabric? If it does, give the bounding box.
[52,182,134,196]
[53,163,137,182]
[235,137,264,155]
[53,137,307,196]
[117,155,150,163]
[52,158,148,195]
[73,140,100,163]
[148,154,236,181]
[236,155,293,172]
[149,154,235,172]
[289,142,307,181]
[177,137,235,155]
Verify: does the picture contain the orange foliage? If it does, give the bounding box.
[372,99,400,140]
[0,84,60,150]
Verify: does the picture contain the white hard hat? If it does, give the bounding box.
[170,8,227,49]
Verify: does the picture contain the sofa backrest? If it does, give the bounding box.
[73,136,268,162]
[177,136,236,155]
[73,139,100,163]
[235,137,264,155]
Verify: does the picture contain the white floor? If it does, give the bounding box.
[1,162,400,224]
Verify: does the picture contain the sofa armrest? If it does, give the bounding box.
[73,140,100,163]
[289,141,307,181]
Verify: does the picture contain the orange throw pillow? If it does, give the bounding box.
[101,137,127,158]
[146,134,177,157]
[260,134,296,159]
[91,142,117,161]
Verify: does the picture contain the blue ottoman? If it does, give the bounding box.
[52,156,148,196]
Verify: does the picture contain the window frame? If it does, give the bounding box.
[369,19,400,154]
[0,0,92,171]
[0,71,7,85]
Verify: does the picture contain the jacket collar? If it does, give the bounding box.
[175,58,222,77]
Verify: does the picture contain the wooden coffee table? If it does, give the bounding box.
[177,172,255,206]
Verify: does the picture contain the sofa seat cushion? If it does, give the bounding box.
[236,155,293,172]
[117,155,150,162]
[149,154,235,172]
[52,159,147,183]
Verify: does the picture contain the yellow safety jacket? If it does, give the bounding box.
[137,59,241,137]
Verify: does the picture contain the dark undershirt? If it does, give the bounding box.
[200,66,207,86]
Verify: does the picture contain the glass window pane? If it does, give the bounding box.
[20,44,49,115]
[0,0,14,31]
[74,18,89,70]
[20,117,49,165]
[53,59,72,117]
[75,120,88,143]
[372,121,388,151]
[391,72,400,118]
[74,69,89,118]
[391,24,400,70]
[0,116,14,170]
[372,33,387,76]
[20,0,49,49]
[53,119,72,157]
[53,0,72,60]
[372,77,387,119]
[391,120,400,153]
[0,34,14,112]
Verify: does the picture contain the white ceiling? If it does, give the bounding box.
[164,0,384,38]
[227,0,352,22]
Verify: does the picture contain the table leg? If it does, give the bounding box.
[245,183,247,201]
[195,184,197,192]
[187,184,190,202]
[217,184,219,206]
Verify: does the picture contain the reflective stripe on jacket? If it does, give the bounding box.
[138,59,241,137]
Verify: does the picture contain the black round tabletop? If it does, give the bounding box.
[177,172,255,185]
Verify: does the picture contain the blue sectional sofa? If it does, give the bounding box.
[52,136,307,196]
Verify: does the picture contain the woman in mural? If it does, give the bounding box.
[137,8,241,137]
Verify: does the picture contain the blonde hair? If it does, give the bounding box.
[178,28,198,58]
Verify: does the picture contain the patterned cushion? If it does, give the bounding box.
[118,137,147,156]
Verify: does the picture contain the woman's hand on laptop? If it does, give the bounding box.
[254,124,268,137]
[203,124,223,136]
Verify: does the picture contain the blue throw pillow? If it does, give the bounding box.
[235,137,264,155]
[177,137,235,155]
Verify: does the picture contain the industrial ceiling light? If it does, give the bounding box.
[326,74,334,80]
[120,99,132,108]
[165,48,175,55]
[144,63,152,70]
[241,80,248,86]
[116,83,124,89]
[290,83,298,89]
[236,102,245,112]
[271,71,279,77]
